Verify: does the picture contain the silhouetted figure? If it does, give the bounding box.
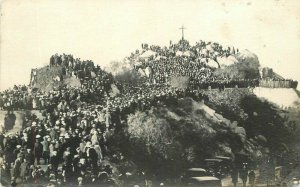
[249,170,255,187]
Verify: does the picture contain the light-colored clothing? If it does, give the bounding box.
[91,134,99,145]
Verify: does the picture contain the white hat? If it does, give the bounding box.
[85,141,92,148]
[64,133,70,139]
[36,135,41,138]
[79,158,85,164]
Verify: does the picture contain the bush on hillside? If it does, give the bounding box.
[240,95,293,154]
[213,50,260,80]
[106,61,146,86]
[125,98,254,179]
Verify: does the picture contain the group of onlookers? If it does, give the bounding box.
[130,39,241,85]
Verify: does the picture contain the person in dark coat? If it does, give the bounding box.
[231,168,238,187]
[0,132,5,150]
[248,170,255,187]
[240,164,248,187]
[25,149,35,166]
[50,151,59,171]
[62,161,73,183]
[41,137,50,164]
[33,137,43,164]
[85,143,98,167]
[4,113,12,131]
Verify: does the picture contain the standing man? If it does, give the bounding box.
[41,136,50,164]
[249,170,255,187]
[240,163,249,187]
[231,168,238,187]
[33,136,43,165]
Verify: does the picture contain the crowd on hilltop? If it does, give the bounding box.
[49,53,114,88]
[129,39,240,85]
[0,54,114,111]
[130,39,238,62]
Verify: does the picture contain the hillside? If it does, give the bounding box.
[123,97,263,178]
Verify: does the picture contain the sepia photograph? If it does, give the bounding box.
[1,0,300,186]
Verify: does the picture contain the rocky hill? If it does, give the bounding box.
[124,97,261,177]
[1,39,300,186]
[31,66,81,92]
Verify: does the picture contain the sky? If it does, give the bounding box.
[1,0,300,91]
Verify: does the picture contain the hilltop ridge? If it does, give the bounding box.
[107,39,296,90]
[26,39,298,95]
[30,54,114,93]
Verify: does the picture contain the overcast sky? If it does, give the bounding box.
[1,0,300,91]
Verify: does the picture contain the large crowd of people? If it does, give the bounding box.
[1,65,211,186]
[49,53,113,82]
[0,48,265,187]
[0,41,297,186]
[131,39,239,85]
[1,54,114,111]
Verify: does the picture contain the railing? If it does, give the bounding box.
[189,79,298,90]
[189,80,259,90]
[259,80,298,89]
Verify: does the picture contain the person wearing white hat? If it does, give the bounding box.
[85,141,91,148]
[64,133,70,139]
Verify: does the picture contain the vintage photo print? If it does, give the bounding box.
[1,0,300,186]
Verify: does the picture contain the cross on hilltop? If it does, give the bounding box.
[179,25,186,40]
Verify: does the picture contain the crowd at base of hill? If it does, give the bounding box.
[0,82,218,187]
[0,80,293,186]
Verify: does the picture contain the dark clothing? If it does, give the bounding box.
[249,170,255,186]
[33,142,43,164]
[50,155,59,170]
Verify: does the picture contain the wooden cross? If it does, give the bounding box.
[179,25,186,40]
